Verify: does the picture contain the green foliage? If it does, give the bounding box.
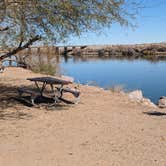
[0,0,141,49]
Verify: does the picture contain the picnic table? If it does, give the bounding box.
[18,76,80,106]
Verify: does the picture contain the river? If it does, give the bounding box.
[61,57,166,104]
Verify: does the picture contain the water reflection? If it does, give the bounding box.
[61,57,166,103]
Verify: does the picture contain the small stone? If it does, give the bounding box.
[158,96,166,108]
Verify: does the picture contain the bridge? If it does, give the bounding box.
[28,45,88,55]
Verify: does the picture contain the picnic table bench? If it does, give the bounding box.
[18,87,41,105]
[17,76,80,106]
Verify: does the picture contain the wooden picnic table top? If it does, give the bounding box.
[27,76,73,85]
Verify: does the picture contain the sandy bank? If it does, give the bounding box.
[0,67,166,166]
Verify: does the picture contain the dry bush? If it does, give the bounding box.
[110,84,125,93]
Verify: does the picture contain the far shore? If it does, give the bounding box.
[23,42,166,59]
[0,67,166,166]
[1,42,166,61]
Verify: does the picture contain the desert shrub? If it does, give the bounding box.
[32,63,56,75]
[110,84,125,93]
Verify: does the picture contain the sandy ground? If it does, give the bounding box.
[0,67,166,166]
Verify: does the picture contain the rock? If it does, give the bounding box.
[128,90,157,108]
[158,96,166,108]
[128,90,143,101]
[61,75,74,82]
[142,98,157,108]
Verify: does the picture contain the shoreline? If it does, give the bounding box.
[0,67,166,166]
[0,66,162,108]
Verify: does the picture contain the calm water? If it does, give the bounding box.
[61,58,166,103]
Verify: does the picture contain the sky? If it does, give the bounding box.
[62,0,166,46]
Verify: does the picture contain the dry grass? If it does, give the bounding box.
[109,84,125,93]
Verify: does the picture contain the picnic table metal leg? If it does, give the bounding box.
[41,82,47,94]
[35,81,47,96]
[17,88,39,106]
[58,85,63,98]
[47,84,65,106]
[31,96,36,106]
[35,81,40,93]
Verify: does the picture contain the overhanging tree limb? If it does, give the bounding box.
[0,35,41,61]
[0,0,141,58]
[0,26,9,32]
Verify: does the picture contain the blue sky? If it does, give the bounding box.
[62,0,166,46]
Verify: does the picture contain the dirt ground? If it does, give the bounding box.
[0,67,166,166]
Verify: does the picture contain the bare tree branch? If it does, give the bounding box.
[0,26,9,32]
[0,35,41,61]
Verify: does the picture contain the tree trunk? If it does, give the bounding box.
[0,35,40,61]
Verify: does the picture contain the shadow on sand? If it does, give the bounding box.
[143,111,166,116]
[0,83,34,120]
[0,110,33,121]
[0,83,22,109]
[0,83,69,120]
